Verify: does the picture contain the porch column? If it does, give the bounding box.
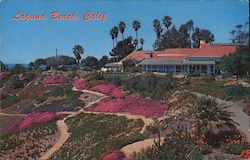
[207,65,211,76]
[187,65,190,73]
[194,65,197,73]
[174,65,177,73]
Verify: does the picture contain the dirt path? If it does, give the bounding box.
[40,87,155,159]
[0,112,26,116]
[121,137,164,156]
[40,119,69,160]
[192,92,250,140]
[72,87,106,97]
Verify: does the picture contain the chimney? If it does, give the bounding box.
[145,53,153,59]
[199,40,208,48]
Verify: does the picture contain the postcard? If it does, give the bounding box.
[0,0,249,159]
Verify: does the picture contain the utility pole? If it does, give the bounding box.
[56,48,59,69]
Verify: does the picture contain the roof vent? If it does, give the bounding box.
[145,53,153,59]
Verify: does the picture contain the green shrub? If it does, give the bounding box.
[66,90,81,101]
[134,127,194,160]
[106,76,124,86]
[91,74,104,80]
[0,94,17,109]
[221,143,249,155]
[51,87,64,97]
[11,76,23,89]
[224,84,249,97]
[35,95,47,104]
[125,75,176,100]
[188,150,203,160]
[25,73,35,82]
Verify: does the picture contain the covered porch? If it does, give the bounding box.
[139,60,215,75]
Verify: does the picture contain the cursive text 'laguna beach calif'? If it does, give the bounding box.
[12,11,107,22]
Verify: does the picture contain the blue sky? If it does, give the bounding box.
[0,0,249,64]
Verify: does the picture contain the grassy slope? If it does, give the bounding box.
[50,113,144,160]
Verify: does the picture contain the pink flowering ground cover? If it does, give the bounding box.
[5,112,66,134]
[243,103,250,116]
[72,77,86,90]
[100,150,132,160]
[86,96,166,118]
[72,78,123,97]
[90,84,123,98]
[42,76,64,85]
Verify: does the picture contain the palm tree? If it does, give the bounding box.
[140,38,144,50]
[119,21,126,53]
[132,20,141,49]
[133,39,138,49]
[118,21,126,41]
[192,97,237,138]
[153,19,163,38]
[110,28,115,48]
[162,16,172,30]
[72,44,84,67]
[113,26,119,45]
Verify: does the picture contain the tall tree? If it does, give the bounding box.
[118,21,126,41]
[162,16,172,30]
[85,56,98,69]
[109,36,136,61]
[118,21,126,53]
[113,26,119,45]
[140,38,145,50]
[132,20,141,49]
[192,27,214,48]
[230,22,249,43]
[186,20,194,47]
[133,39,138,49]
[72,44,84,67]
[110,28,116,48]
[153,19,163,39]
[179,23,190,48]
[98,55,109,69]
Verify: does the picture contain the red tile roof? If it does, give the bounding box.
[190,45,237,58]
[150,54,189,61]
[122,43,238,61]
[121,51,148,61]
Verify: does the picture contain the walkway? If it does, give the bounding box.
[40,119,69,160]
[40,88,154,159]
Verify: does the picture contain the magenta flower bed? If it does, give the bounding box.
[42,76,64,85]
[72,77,87,90]
[100,150,132,160]
[87,96,166,118]
[90,84,123,98]
[243,103,250,116]
[5,112,66,133]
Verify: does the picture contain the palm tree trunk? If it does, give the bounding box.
[112,39,114,49]
[122,33,125,55]
[136,31,138,49]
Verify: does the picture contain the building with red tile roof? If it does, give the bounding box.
[120,41,239,75]
[104,41,241,75]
